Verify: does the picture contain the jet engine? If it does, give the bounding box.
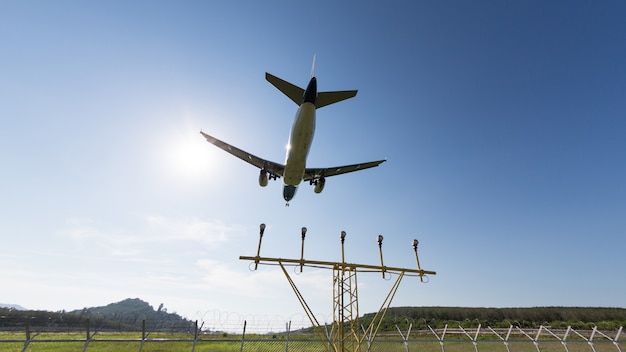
[259,170,269,187]
[313,177,326,193]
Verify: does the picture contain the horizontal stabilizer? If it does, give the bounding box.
[266,73,304,105]
[317,90,358,108]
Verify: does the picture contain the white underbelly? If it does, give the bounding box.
[284,103,315,185]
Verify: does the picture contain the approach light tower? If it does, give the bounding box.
[240,224,436,352]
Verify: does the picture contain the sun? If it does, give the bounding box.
[161,130,216,184]
[172,138,208,173]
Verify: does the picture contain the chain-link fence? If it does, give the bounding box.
[0,317,623,352]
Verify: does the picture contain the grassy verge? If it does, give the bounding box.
[0,331,622,352]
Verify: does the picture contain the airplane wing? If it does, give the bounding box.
[303,159,386,181]
[200,131,285,177]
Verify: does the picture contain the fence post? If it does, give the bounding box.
[395,323,412,352]
[516,326,541,352]
[361,324,373,351]
[285,321,291,352]
[459,324,480,352]
[82,319,92,352]
[22,318,31,352]
[190,320,198,352]
[540,325,570,352]
[239,320,247,352]
[326,323,335,351]
[138,319,147,352]
[488,325,513,352]
[614,326,623,352]
[428,324,447,352]
[570,326,599,352]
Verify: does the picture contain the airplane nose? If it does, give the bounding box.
[283,185,298,201]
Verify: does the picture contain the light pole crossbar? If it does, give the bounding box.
[240,256,436,276]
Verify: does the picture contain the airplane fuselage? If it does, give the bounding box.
[282,77,318,202]
[284,102,315,185]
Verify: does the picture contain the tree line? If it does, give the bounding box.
[3,303,625,333]
[360,306,626,331]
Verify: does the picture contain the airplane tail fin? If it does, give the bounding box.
[266,68,358,108]
[265,73,304,106]
[310,54,316,78]
[310,54,358,108]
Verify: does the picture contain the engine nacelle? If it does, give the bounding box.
[313,177,325,194]
[259,170,269,187]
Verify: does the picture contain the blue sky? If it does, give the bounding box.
[1,1,625,331]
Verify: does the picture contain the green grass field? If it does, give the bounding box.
[1,331,622,352]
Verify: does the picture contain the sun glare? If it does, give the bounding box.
[173,138,208,173]
[161,131,216,184]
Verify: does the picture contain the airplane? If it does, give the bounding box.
[200,64,386,205]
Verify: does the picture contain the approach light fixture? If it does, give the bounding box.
[255,223,266,270]
[377,234,385,278]
[299,227,308,272]
[340,231,347,263]
[412,238,423,282]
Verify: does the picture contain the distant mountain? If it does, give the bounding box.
[0,298,194,332]
[69,298,195,332]
[0,303,26,310]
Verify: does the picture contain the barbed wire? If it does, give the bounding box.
[190,309,335,333]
